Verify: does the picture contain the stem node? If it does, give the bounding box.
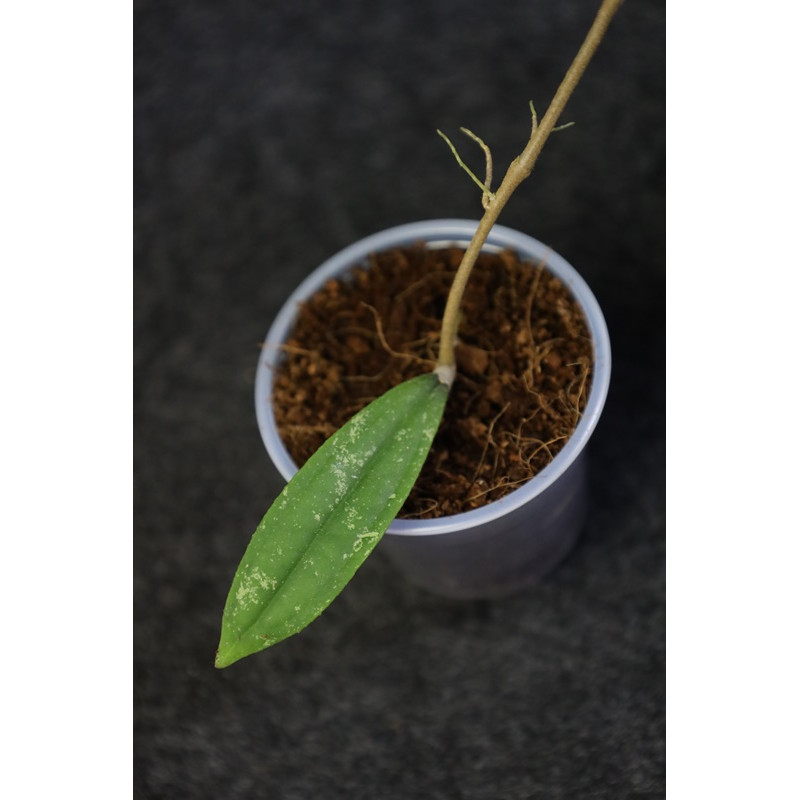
[435,0,622,374]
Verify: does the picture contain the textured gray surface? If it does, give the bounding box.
[134,0,664,797]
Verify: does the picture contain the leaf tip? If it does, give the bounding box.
[214,647,233,669]
[215,631,246,669]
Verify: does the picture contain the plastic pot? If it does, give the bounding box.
[255,219,611,599]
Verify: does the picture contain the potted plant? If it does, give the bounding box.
[216,0,621,668]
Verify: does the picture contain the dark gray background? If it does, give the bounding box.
[134,0,664,797]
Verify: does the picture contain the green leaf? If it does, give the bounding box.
[215,372,449,667]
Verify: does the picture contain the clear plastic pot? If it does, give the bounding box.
[255,220,611,598]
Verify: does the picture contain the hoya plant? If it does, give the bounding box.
[216,0,622,668]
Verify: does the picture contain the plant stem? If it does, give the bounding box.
[435,0,623,380]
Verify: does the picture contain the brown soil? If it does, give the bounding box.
[271,244,593,518]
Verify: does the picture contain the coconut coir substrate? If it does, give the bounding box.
[270,244,593,519]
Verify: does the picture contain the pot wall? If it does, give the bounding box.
[255,220,611,598]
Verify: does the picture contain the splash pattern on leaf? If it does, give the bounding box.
[215,373,449,667]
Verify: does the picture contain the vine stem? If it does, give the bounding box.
[435,0,623,382]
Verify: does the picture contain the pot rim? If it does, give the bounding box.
[255,219,611,536]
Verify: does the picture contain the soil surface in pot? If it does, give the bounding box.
[271,244,593,518]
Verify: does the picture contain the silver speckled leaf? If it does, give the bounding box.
[216,373,449,667]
